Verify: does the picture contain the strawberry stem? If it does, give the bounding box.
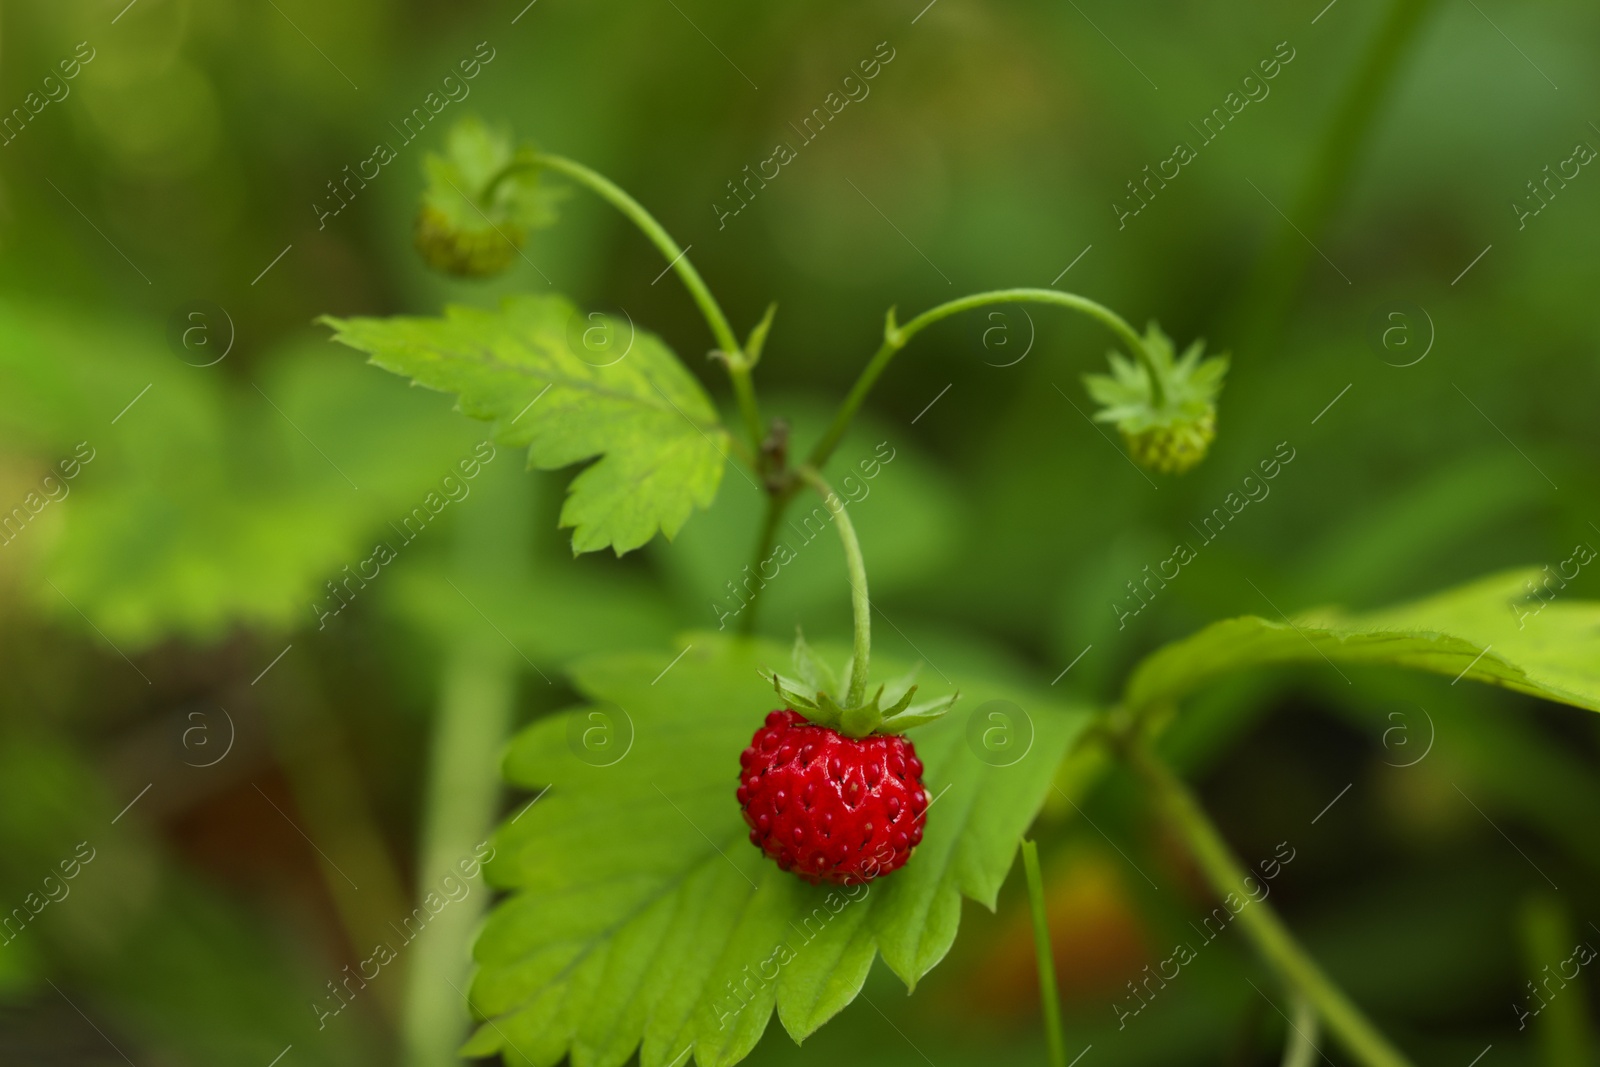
[1021,838,1068,1067]
[810,287,1161,470]
[533,153,765,456]
[741,288,1158,633]
[798,466,871,707]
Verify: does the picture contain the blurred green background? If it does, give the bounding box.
[0,0,1597,1064]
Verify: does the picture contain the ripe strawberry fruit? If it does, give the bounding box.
[738,710,928,885]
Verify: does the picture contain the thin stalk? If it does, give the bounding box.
[797,467,870,706]
[1280,994,1320,1067]
[1127,743,1414,1067]
[810,288,1156,469]
[534,153,764,452]
[1518,893,1595,1067]
[1021,839,1068,1067]
[742,286,1153,633]
[401,642,516,1067]
[400,461,531,1067]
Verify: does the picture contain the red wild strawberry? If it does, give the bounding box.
[738,709,928,885]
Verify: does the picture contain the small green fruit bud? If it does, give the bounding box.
[413,116,561,280]
[1083,322,1228,475]
[413,204,524,278]
[1122,408,1216,475]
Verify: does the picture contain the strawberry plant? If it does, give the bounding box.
[313,118,1600,1067]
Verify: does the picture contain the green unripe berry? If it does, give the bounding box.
[1122,408,1216,475]
[413,205,524,278]
[1084,323,1228,476]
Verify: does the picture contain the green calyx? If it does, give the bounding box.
[414,116,563,278]
[1084,322,1228,475]
[762,631,959,739]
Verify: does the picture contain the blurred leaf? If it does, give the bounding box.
[323,294,729,556]
[469,634,1086,1067]
[382,560,676,669]
[0,303,485,648]
[1126,568,1600,714]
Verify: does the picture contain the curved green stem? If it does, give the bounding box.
[1127,743,1414,1067]
[809,288,1157,469]
[797,467,870,706]
[481,159,539,205]
[534,153,765,452]
[1021,839,1068,1067]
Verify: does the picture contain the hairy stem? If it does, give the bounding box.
[810,287,1156,469]
[534,153,764,452]
[798,467,870,706]
[1021,839,1068,1067]
[1127,743,1414,1067]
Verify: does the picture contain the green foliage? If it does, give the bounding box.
[2,3,1596,1066]
[0,303,481,648]
[415,117,562,278]
[1125,568,1600,715]
[469,634,1086,1067]
[384,560,676,668]
[323,294,730,556]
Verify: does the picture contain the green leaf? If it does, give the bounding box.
[471,634,1087,1067]
[1125,568,1600,715]
[323,294,731,555]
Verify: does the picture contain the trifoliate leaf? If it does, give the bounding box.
[322,294,731,556]
[415,116,562,277]
[1083,322,1227,475]
[1125,568,1600,716]
[471,634,1086,1067]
